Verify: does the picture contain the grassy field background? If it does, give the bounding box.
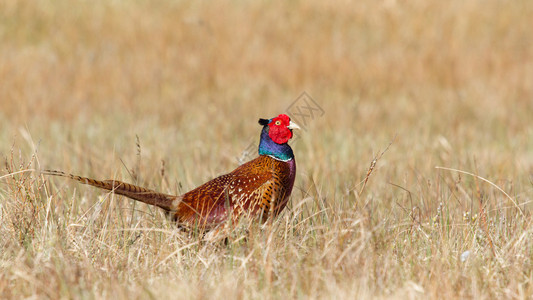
[1,0,533,298]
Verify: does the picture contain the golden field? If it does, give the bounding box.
[1,0,532,298]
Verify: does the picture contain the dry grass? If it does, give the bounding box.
[1,0,533,298]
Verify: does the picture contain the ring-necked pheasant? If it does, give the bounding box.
[44,114,299,232]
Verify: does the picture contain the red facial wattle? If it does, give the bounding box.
[268,114,293,144]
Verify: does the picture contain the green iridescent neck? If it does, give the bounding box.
[258,126,294,161]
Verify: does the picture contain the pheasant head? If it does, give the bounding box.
[258,114,300,161]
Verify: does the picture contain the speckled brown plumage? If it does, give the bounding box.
[174,155,296,229]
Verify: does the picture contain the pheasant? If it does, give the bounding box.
[44,114,300,231]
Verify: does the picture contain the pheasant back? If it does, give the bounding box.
[174,155,296,229]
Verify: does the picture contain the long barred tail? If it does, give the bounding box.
[42,170,178,212]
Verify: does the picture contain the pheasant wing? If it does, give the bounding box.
[174,156,273,228]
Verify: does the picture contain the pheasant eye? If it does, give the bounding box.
[275,120,281,126]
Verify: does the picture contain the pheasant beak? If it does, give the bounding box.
[288,121,301,130]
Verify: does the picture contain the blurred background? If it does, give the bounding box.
[1,0,532,218]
